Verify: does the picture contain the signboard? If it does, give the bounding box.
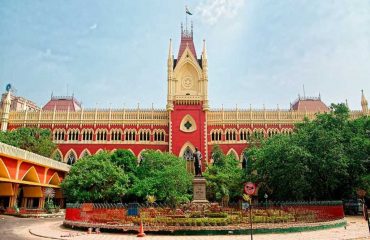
[244,182,256,195]
[127,203,140,216]
[242,202,249,210]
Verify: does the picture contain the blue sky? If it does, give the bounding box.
[0,0,369,110]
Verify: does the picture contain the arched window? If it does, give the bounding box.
[111,129,122,141]
[96,129,108,141]
[66,151,77,165]
[153,130,165,142]
[210,129,222,142]
[240,129,252,142]
[53,129,65,141]
[82,129,93,141]
[139,129,151,142]
[124,129,136,141]
[67,129,79,141]
[225,129,237,141]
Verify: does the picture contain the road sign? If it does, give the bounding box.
[244,182,256,195]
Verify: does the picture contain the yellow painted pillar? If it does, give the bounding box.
[38,187,45,209]
[8,183,19,208]
[38,197,45,209]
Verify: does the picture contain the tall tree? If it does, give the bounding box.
[248,103,370,201]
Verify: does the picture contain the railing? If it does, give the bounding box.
[8,109,169,126]
[207,109,366,125]
[0,142,70,172]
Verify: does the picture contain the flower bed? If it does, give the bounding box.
[64,201,345,233]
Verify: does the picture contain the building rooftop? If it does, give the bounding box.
[42,96,81,111]
[291,96,329,112]
[177,24,197,60]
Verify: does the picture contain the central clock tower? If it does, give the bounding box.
[167,24,209,171]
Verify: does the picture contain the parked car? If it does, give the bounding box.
[343,199,363,215]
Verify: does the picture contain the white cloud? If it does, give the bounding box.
[89,23,98,30]
[195,0,246,25]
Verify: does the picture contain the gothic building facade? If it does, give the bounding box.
[0,26,368,171]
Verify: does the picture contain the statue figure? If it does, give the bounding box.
[193,147,202,176]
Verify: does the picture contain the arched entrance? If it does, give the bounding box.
[183,147,195,174]
[179,142,195,174]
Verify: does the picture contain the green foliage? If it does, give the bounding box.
[205,146,244,202]
[0,127,56,157]
[211,145,225,167]
[110,149,138,201]
[132,150,192,205]
[61,152,129,203]
[110,149,137,173]
[248,103,370,200]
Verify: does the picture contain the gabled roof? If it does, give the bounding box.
[291,96,329,112]
[42,96,81,111]
[177,29,197,60]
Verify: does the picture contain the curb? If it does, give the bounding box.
[29,228,66,240]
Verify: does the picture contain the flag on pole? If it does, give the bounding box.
[186,6,192,15]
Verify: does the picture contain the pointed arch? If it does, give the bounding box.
[21,166,41,183]
[156,149,162,153]
[127,149,135,155]
[137,149,147,163]
[51,149,63,162]
[95,148,104,154]
[0,158,11,179]
[110,149,117,153]
[64,149,78,165]
[227,148,239,160]
[175,50,203,80]
[179,141,196,158]
[48,172,61,185]
[79,148,91,158]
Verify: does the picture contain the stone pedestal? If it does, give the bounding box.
[192,177,208,203]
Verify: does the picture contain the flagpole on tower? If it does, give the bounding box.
[185,6,193,34]
[185,5,188,32]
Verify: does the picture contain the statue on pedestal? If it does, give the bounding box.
[193,147,202,176]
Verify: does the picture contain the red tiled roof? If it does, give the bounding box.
[291,97,329,112]
[177,34,197,60]
[42,96,81,111]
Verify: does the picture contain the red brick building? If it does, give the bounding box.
[0,26,368,172]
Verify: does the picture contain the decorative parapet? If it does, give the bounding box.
[8,109,169,126]
[0,142,70,172]
[207,109,365,126]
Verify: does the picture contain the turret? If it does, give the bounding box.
[166,39,174,111]
[361,90,368,115]
[201,39,209,111]
[167,22,209,109]
[1,90,11,132]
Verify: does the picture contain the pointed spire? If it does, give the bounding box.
[202,39,207,58]
[361,90,368,114]
[168,38,173,58]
